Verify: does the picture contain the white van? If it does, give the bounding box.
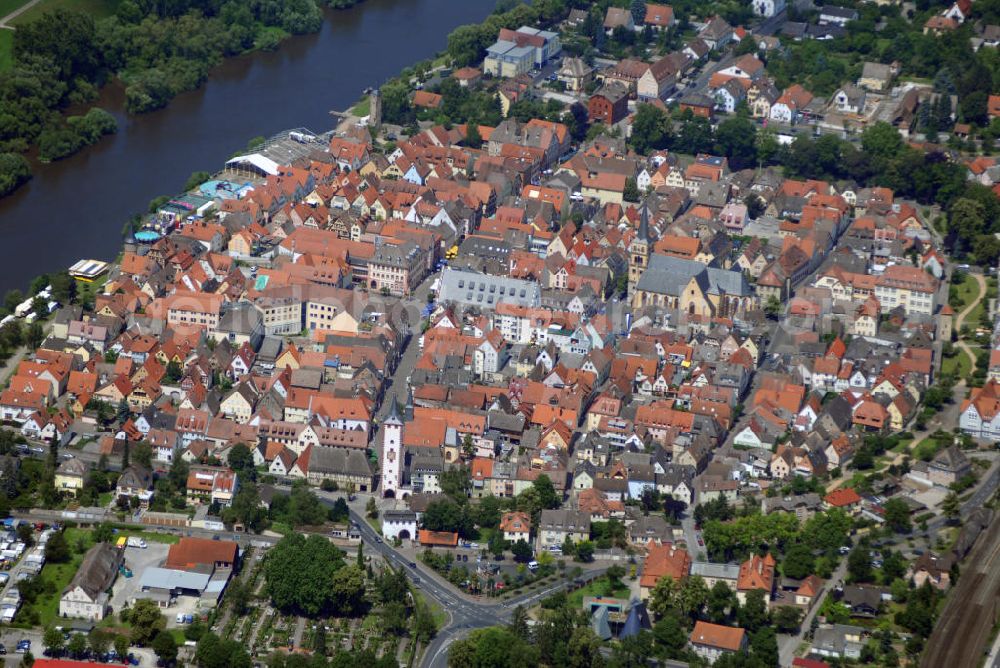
[527,560,539,571]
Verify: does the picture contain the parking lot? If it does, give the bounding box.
[109,543,170,612]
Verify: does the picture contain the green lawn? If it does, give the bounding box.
[567,578,630,609]
[953,275,982,310]
[942,350,972,378]
[10,0,120,25]
[64,527,95,547]
[0,31,11,72]
[269,521,294,537]
[0,0,31,18]
[32,560,81,627]
[111,528,179,544]
[350,97,370,118]
[20,529,95,628]
[967,300,987,328]
[913,437,944,462]
[890,437,913,454]
[412,590,448,627]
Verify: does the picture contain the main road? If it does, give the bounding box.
[335,496,608,668]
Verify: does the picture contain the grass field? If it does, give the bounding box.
[413,591,448,627]
[913,436,945,462]
[350,97,370,117]
[10,0,120,25]
[0,0,30,19]
[968,302,986,327]
[942,350,972,378]
[110,528,179,544]
[953,275,982,311]
[0,31,12,71]
[19,528,95,628]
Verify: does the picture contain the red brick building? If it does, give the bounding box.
[588,83,629,125]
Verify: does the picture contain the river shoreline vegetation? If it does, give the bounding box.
[0,0,366,197]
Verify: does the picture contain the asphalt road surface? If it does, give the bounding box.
[328,495,608,668]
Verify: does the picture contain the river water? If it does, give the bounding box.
[0,0,495,292]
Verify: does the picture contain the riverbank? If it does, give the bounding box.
[0,0,377,196]
[0,0,497,292]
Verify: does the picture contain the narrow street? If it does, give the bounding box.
[369,270,439,488]
[778,558,849,667]
[291,616,306,650]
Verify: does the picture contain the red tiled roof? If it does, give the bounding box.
[824,487,862,507]
[164,537,237,569]
[418,530,459,547]
[689,621,746,651]
[640,541,691,588]
[737,553,776,592]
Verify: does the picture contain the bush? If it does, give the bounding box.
[68,108,117,143]
[0,153,31,196]
[37,127,84,162]
[37,108,117,162]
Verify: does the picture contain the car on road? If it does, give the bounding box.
[16,640,30,653]
[375,537,383,543]
[408,561,416,568]
[0,643,6,654]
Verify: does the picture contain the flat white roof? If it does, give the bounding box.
[225,153,280,176]
[68,259,109,278]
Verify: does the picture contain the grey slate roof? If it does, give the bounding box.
[65,543,121,601]
[309,446,373,478]
[636,255,753,298]
[437,268,541,309]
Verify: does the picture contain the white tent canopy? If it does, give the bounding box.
[225,153,280,176]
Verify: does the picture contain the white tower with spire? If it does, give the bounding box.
[381,399,403,498]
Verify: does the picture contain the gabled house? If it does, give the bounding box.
[59,543,122,621]
[116,465,154,506]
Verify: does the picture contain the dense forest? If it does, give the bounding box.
[0,0,367,196]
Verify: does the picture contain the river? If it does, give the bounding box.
[0,0,495,293]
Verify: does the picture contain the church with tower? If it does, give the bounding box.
[628,204,655,295]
